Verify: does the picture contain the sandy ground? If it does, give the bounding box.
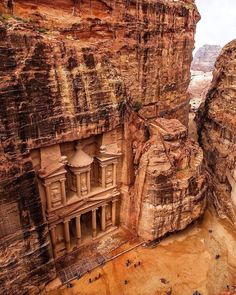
[46,208,236,295]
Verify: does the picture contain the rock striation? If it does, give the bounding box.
[0,0,201,126]
[199,40,236,225]
[131,117,207,240]
[0,1,205,294]
[191,44,222,72]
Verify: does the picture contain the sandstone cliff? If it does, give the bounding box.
[124,116,207,241]
[191,44,222,72]
[0,1,202,294]
[199,40,236,225]
[0,0,200,126]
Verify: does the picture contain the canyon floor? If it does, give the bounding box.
[46,207,236,295]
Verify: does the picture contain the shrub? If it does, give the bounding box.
[132,101,143,112]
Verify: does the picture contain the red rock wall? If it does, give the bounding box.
[199,40,236,225]
[0,1,199,293]
[122,116,207,240]
[1,0,200,126]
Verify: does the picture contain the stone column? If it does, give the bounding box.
[101,204,106,232]
[50,226,57,259]
[64,220,70,252]
[76,215,81,245]
[112,200,117,227]
[60,180,66,205]
[92,209,97,238]
[102,166,106,188]
[76,174,80,197]
[113,164,117,186]
[87,171,91,193]
[45,184,52,211]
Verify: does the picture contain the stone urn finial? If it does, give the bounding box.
[100,145,107,154]
[60,156,68,165]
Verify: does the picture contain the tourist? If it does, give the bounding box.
[67,282,73,288]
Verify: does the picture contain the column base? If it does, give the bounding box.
[65,242,71,253]
[92,225,118,241]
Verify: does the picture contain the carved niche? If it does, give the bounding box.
[38,159,67,211]
[96,145,119,189]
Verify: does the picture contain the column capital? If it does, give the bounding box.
[100,163,108,168]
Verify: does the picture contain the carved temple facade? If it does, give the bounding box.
[31,133,122,260]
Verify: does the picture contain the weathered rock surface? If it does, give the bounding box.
[189,45,221,111]
[191,44,222,72]
[133,118,207,240]
[188,70,213,141]
[0,0,200,126]
[0,1,204,294]
[120,110,207,240]
[188,46,221,141]
[199,40,236,225]
[188,71,212,111]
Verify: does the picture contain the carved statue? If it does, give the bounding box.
[80,173,88,196]
[51,182,62,207]
[105,203,111,222]
[105,165,113,187]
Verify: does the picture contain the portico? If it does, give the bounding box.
[49,196,119,257]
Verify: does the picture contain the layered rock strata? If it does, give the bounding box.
[0,0,200,126]
[199,40,236,225]
[191,44,222,72]
[133,118,207,240]
[0,0,203,294]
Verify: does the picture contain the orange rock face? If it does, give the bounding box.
[0,0,200,126]
[199,40,236,225]
[0,1,205,294]
[131,118,207,240]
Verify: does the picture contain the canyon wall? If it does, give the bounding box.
[0,0,200,126]
[134,118,207,240]
[191,44,222,72]
[199,40,236,225]
[0,0,202,294]
[120,110,207,241]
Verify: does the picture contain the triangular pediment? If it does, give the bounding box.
[58,195,112,219]
[38,162,66,179]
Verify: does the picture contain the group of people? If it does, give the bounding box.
[125,259,141,268]
[88,272,102,283]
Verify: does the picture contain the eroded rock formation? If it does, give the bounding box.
[191,44,222,72]
[188,45,222,141]
[132,118,207,240]
[199,40,236,225]
[0,1,205,294]
[0,0,201,126]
